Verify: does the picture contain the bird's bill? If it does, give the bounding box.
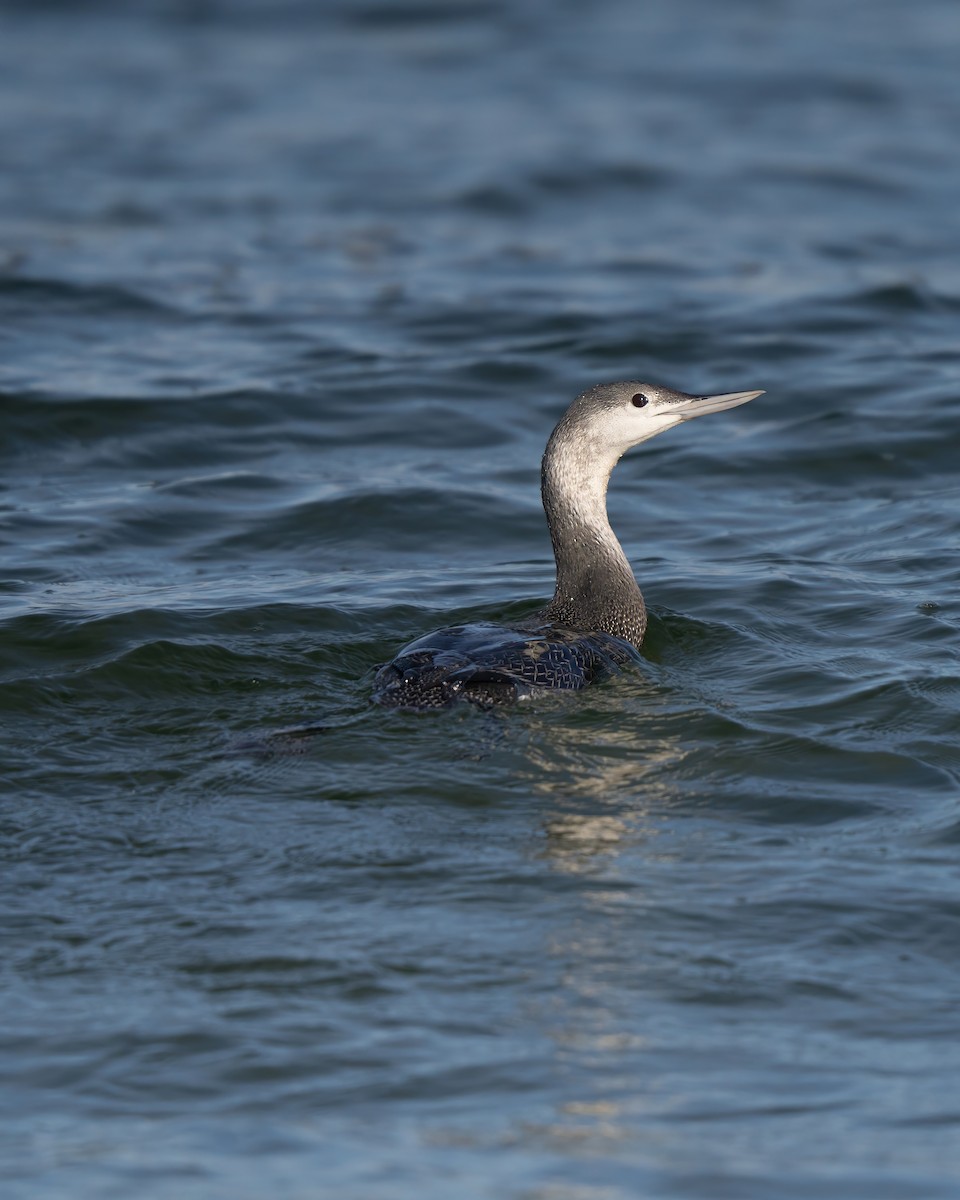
[671,389,764,418]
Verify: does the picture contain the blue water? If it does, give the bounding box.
[3,1,960,1196]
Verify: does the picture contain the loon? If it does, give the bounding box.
[373,381,762,710]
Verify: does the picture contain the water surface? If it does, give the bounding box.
[3,1,960,1197]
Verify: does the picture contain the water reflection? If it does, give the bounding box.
[511,696,695,1175]
[517,686,686,872]
[542,812,634,870]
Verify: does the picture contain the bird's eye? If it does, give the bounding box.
[631,393,648,408]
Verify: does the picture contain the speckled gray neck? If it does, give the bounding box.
[538,405,647,647]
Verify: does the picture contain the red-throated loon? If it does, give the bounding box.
[373,381,762,709]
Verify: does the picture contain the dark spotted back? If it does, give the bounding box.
[372,622,640,710]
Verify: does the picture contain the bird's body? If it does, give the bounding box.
[372,620,640,709]
[373,381,762,710]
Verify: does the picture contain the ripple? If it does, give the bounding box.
[5,0,960,1194]
[0,274,173,317]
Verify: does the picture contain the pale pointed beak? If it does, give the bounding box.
[671,389,764,418]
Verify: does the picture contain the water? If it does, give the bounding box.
[2,0,960,1196]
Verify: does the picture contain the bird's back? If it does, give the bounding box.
[372,621,640,710]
